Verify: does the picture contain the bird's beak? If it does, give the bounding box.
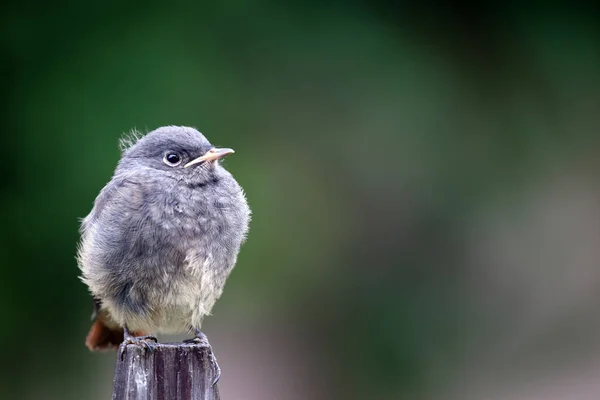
[184,148,235,168]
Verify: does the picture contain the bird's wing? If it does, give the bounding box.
[79,173,147,327]
[80,173,145,235]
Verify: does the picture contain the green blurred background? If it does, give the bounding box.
[2,2,600,399]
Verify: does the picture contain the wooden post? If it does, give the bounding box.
[112,342,220,400]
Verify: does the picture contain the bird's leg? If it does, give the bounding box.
[123,326,158,352]
[184,329,221,386]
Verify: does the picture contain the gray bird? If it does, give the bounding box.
[77,126,250,371]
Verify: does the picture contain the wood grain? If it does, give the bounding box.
[112,342,220,400]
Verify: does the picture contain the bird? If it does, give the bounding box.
[77,126,251,377]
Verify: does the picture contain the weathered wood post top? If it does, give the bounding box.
[112,342,220,400]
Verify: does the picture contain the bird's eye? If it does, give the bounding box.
[163,152,182,166]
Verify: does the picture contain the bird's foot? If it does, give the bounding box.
[183,330,209,346]
[124,335,158,351]
[184,329,221,386]
[123,328,158,352]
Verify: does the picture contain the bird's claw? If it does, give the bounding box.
[183,336,199,343]
[123,335,158,352]
[183,330,209,346]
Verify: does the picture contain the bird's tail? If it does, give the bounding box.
[85,313,124,351]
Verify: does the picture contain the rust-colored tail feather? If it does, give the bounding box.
[85,318,124,351]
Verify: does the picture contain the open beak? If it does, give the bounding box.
[184,148,235,168]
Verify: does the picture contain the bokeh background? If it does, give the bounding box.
[2,2,600,399]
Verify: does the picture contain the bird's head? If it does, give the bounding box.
[116,126,235,184]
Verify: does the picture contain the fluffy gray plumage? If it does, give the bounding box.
[78,126,250,335]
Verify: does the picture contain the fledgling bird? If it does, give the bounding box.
[77,126,250,369]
